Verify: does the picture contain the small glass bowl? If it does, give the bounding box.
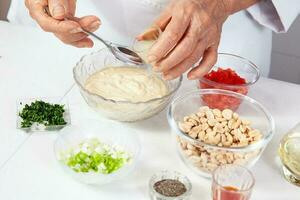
[16,97,71,133]
[73,48,182,122]
[133,25,162,63]
[54,120,141,185]
[149,170,192,200]
[212,164,255,200]
[197,53,260,110]
[167,89,274,178]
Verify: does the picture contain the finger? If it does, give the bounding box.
[187,47,218,80]
[55,32,88,43]
[78,16,101,32]
[163,42,206,80]
[70,38,94,48]
[136,9,171,41]
[136,26,161,41]
[66,0,76,16]
[148,12,191,63]
[48,0,67,19]
[153,7,172,31]
[30,1,81,33]
[154,18,201,72]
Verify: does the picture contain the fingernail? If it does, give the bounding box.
[148,55,157,63]
[84,44,92,48]
[70,27,83,34]
[80,43,92,48]
[152,64,160,72]
[89,21,101,31]
[52,5,65,17]
[188,75,196,80]
[136,35,143,41]
[163,74,173,80]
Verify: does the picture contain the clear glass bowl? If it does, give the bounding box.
[278,122,300,187]
[149,170,192,200]
[73,48,182,122]
[54,120,141,185]
[197,53,260,110]
[167,89,274,178]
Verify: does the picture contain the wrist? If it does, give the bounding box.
[221,0,235,15]
[222,0,261,15]
[197,0,230,22]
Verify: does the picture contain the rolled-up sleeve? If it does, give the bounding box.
[247,0,300,33]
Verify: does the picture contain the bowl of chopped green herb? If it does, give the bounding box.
[54,120,141,185]
[17,97,71,132]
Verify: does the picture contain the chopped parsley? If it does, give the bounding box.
[19,100,67,128]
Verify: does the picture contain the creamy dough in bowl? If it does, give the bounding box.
[84,67,169,103]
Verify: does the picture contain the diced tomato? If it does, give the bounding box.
[199,68,248,110]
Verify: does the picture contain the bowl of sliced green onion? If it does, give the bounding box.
[54,120,141,185]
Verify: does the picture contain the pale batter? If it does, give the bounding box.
[85,67,169,102]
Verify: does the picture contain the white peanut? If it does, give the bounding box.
[178,107,263,173]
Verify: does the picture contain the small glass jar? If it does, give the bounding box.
[212,164,255,200]
[133,25,162,63]
[278,122,300,187]
[149,171,192,200]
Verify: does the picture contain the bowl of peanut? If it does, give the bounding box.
[167,89,274,178]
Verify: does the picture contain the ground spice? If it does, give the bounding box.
[154,179,187,197]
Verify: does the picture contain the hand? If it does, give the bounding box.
[25,0,101,48]
[138,0,230,80]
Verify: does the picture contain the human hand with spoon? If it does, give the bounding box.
[25,0,101,48]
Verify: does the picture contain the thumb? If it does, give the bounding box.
[136,26,161,41]
[136,9,171,41]
[48,0,67,19]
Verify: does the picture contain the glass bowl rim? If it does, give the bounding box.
[73,49,183,104]
[198,53,260,88]
[149,170,192,199]
[167,88,275,152]
[212,164,255,193]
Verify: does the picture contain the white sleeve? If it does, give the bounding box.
[7,0,37,26]
[247,0,300,33]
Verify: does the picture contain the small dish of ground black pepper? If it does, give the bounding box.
[149,171,192,200]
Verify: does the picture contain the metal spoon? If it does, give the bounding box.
[44,7,144,65]
[77,28,144,65]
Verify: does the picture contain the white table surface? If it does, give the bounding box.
[0,21,300,200]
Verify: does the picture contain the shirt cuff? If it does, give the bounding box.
[247,0,300,33]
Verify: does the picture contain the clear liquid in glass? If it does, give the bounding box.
[279,124,300,186]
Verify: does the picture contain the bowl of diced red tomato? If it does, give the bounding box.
[198,53,260,110]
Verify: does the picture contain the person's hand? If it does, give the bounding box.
[25,0,101,48]
[137,0,230,80]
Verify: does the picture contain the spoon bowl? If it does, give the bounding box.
[44,7,144,65]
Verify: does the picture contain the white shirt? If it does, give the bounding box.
[7,0,300,76]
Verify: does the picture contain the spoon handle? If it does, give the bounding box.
[79,29,112,48]
[44,7,112,48]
